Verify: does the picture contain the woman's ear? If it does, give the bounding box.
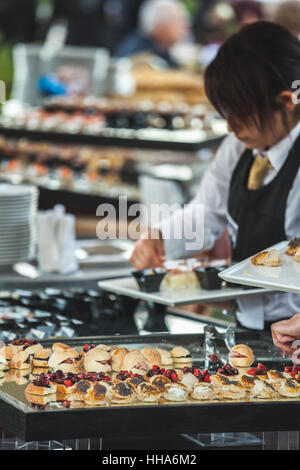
[276,91,297,111]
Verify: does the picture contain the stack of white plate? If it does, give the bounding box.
[0,184,38,266]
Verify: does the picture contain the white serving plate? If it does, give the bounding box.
[76,239,134,266]
[219,241,300,294]
[98,276,272,307]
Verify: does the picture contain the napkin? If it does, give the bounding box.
[37,205,78,274]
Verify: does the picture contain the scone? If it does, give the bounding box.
[180,372,199,391]
[250,249,281,267]
[48,348,82,373]
[156,349,173,366]
[141,348,161,368]
[121,351,150,375]
[111,348,129,371]
[10,350,32,369]
[84,347,111,373]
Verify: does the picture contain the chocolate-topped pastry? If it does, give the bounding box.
[70,380,92,402]
[136,382,160,402]
[267,370,285,390]
[85,382,112,406]
[210,374,246,399]
[240,374,258,391]
[277,378,300,398]
[250,380,279,399]
[286,238,300,256]
[125,376,145,391]
[150,374,171,391]
[111,381,135,404]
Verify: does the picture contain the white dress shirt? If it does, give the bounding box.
[159,120,300,329]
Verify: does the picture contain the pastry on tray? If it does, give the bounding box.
[211,375,246,399]
[111,381,136,404]
[111,348,129,371]
[156,349,173,366]
[25,374,57,396]
[0,350,8,372]
[11,339,43,356]
[267,370,286,390]
[250,249,281,267]
[277,378,300,398]
[10,350,32,370]
[121,351,150,375]
[150,374,171,391]
[125,376,145,392]
[48,348,82,373]
[295,247,300,263]
[250,380,279,399]
[32,348,51,368]
[170,346,192,364]
[141,348,161,368]
[83,347,111,373]
[70,380,92,402]
[229,344,254,368]
[162,383,188,402]
[240,374,258,391]
[180,372,199,391]
[136,382,161,402]
[25,393,57,407]
[286,238,300,256]
[191,383,218,400]
[52,342,72,352]
[84,381,112,406]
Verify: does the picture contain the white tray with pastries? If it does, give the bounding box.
[219,240,300,294]
[98,276,272,307]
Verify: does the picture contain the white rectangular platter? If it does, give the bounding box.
[98,276,272,307]
[219,241,300,294]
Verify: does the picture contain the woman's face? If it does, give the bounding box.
[227,109,296,150]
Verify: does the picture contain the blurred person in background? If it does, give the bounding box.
[0,0,36,43]
[114,0,190,67]
[231,0,264,26]
[52,0,146,52]
[273,0,300,39]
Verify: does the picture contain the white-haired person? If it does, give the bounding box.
[113,0,190,67]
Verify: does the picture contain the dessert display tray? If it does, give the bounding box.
[98,276,273,307]
[0,333,300,442]
[0,127,224,152]
[219,241,300,294]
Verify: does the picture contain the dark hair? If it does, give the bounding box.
[204,21,300,131]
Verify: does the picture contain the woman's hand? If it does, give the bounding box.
[271,313,300,356]
[130,228,165,270]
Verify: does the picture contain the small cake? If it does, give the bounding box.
[136,382,161,402]
[286,238,300,256]
[32,348,51,368]
[25,374,57,396]
[191,383,218,400]
[84,347,111,373]
[250,380,279,399]
[156,349,173,366]
[162,383,188,402]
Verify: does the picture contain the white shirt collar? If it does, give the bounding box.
[253,119,300,172]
